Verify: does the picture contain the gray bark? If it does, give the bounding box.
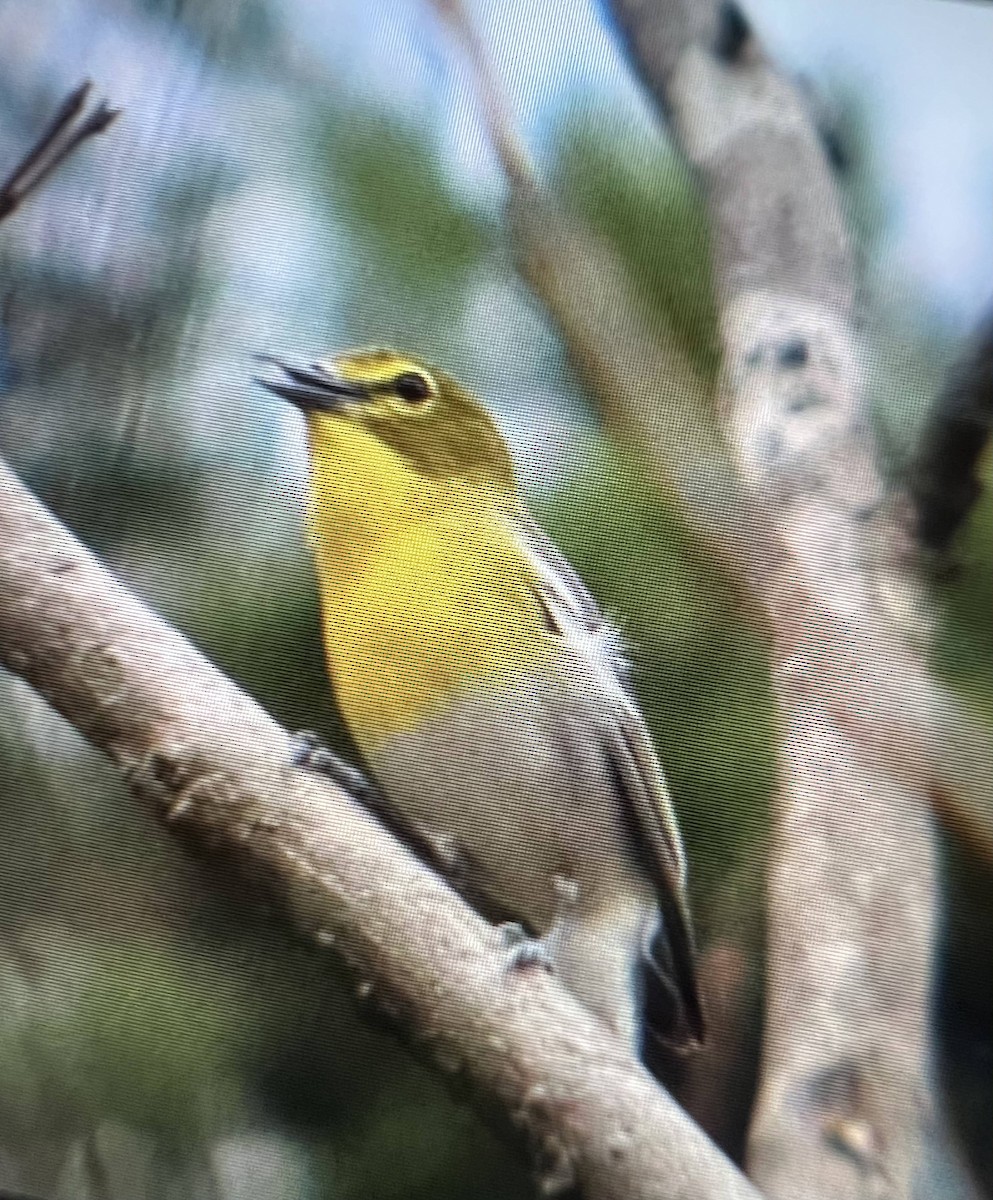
[604,4,984,1197]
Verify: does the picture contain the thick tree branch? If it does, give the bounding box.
[910,307,993,556]
[0,455,761,1200]
[603,3,985,1198]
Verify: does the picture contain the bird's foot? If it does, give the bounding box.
[290,730,383,808]
[291,732,473,891]
[498,922,554,973]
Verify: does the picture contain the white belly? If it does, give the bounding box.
[364,670,654,933]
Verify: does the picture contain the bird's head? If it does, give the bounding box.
[258,347,516,493]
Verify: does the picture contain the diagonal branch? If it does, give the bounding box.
[0,454,762,1200]
[0,80,119,224]
[430,0,755,594]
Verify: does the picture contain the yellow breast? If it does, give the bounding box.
[304,419,550,747]
[320,512,551,746]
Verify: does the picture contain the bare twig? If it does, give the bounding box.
[0,80,119,224]
[910,307,993,556]
[432,0,534,190]
[428,0,754,593]
[0,455,762,1200]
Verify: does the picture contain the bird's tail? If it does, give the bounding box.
[545,892,705,1057]
[638,899,706,1054]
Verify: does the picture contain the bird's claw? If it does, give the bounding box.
[498,922,554,973]
[291,733,478,894]
[290,730,383,807]
[289,729,325,768]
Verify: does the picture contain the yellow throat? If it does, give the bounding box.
[296,364,551,748]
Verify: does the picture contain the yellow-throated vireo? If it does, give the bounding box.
[257,347,704,1054]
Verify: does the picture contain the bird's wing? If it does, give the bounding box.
[505,507,705,1046]
[605,706,705,1046]
[507,508,632,687]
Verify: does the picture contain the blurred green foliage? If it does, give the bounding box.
[551,105,720,384]
[134,0,281,63]
[933,464,993,719]
[305,98,506,367]
[316,106,496,294]
[0,5,990,1199]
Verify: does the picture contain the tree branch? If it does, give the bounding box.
[429,0,756,597]
[0,80,119,224]
[0,455,762,1200]
[602,3,985,1198]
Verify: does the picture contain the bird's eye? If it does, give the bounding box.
[393,372,432,404]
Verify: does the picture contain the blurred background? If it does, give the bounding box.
[0,0,990,1196]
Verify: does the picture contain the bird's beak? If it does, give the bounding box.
[254,355,367,412]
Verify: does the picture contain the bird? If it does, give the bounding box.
[256,347,704,1055]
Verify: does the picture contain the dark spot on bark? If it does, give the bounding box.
[778,337,809,368]
[147,751,181,788]
[801,1061,863,1116]
[713,1,752,63]
[786,388,824,413]
[818,123,850,174]
[760,430,784,462]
